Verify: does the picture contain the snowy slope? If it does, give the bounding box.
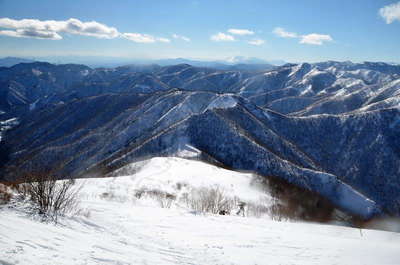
[1,157,400,265]
[107,157,270,203]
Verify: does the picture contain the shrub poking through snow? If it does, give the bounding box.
[17,175,81,222]
[0,183,13,204]
[134,188,176,208]
[245,198,271,218]
[184,185,237,215]
[156,193,175,209]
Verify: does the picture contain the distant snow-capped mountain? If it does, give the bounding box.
[224,56,286,66]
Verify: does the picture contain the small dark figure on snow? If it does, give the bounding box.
[236,201,246,217]
[218,209,229,215]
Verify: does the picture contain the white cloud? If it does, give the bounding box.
[272,26,333,45]
[121,33,169,43]
[379,2,400,24]
[0,29,62,40]
[157,37,171,43]
[273,27,297,38]
[122,33,170,43]
[210,32,235,41]
[122,33,156,43]
[248,39,265,45]
[227,28,254,35]
[0,17,119,39]
[0,17,170,44]
[60,18,119,39]
[300,33,333,45]
[172,34,190,42]
[0,18,63,32]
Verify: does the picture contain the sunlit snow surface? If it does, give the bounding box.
[1,157,400,265]
[108,157,268,202]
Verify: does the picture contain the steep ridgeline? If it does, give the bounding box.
[2,90,400,219]
[0,62,169,118]
[0,62,92,117]
[237,62,400,115]
[1,61,399,119]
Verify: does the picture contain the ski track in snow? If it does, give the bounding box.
[1,157,400,265]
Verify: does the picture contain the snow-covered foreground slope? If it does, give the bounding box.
[1,157,400,265]
[3,204,400,265]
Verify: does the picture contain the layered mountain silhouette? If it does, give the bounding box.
[0,61,399,219]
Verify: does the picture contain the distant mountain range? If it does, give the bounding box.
[0,60,399,219]
[0,57,35,67]
[0,56,284,69]
[149,56,285,68]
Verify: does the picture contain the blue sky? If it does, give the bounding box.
[0,0,399,63]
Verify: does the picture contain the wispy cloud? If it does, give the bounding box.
[172,34,190,42]
[379,1,400,24]
[122,33,170,43]
[273,27,297,38]
[0,17,169,44]
[211,29,264,45]
[273,27,332,45]
[157,37,171,43]
[227,28,254,35]
[121,33,156,43]
[248,39,265,45]
[210,32,235,41]
[300,34,332,45]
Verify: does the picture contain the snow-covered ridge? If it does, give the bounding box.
[206,94,238,111]
[107,157,270,203]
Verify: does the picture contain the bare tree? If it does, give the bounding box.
[185,185,236,215]
[19,174,81,223]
